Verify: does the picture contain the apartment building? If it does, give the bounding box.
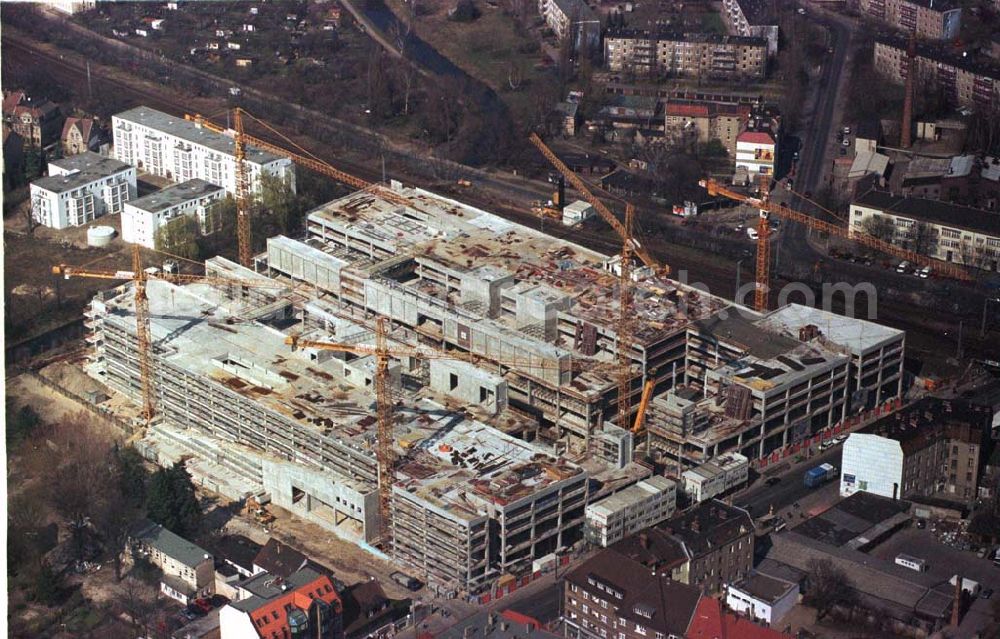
[874,37,1000,109]
[604,30,767,82]
[850,190,1000,271]
[584,476,677,547]
[121,178,226,248]
[30,151,136,229]
[661,501,754,594]
[112,106,295,195]
[720,0,778,56]
[858,0,961,40]
[129,519,215,604]
[220,567,343,639]
[563,549,703,639]
[682,452,748,503]
[537,0,600,54]
[664,100,751,156]
[3,90,63,148]
[841,398,991,503]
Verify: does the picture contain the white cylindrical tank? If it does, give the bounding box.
[87,225,116,247]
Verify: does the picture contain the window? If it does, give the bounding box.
[582,605,589,614]
[571,584,578,593]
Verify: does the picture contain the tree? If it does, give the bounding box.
[154,214,202,261]
[6,401,42,446]
[119,576,158,636]
[907,221,937,255]
[805,558,859,619]
[146,462,202,539]
[860,215,896,244]
[449,0,480,22]
[30,560,63,605]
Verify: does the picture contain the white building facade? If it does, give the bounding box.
[682,452,749,503]
[735,130,776,177]
[850,191,1000,272]
[112,106,296,196]
[121,178,226,248]
[840,433,904,499]
[584,476,677,547]
[30,152,136,230]
[725,574,799,625]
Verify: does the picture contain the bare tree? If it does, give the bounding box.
[860,214,896,243]
[805,558,859,620]
[907,221,937,255]
[119,576,158,637]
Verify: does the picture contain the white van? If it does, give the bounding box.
[747,227,759,241]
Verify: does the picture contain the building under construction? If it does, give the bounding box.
[81,181,905,595]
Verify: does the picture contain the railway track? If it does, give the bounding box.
[6,32,996,374]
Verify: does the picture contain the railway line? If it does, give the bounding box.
[5,31,997,376]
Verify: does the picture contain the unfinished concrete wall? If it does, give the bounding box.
[262,457,380,544]
[429,359,508,415]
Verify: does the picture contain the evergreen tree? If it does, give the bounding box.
[146,463,201,539]
[31,560,62,605]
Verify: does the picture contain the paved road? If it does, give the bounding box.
[736,446,844,517]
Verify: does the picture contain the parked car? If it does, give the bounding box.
[765,476,782,487]
[833,434,847,445]
[842,138,851,147]
[918,266,932,278]
[981,588,993,600]
[843,126,851,135]
[896,261,911,274]
[193,598,213,614]
[210,594,231,608]
[747,227,759,241]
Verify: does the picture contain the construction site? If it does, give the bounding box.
[57,107,916,598]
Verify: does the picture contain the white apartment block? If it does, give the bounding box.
[858,0,961,40]
[584,476,677,547]
[112,106,295,196]
[735,129,776,177]
[720,0,779,57]
[30,152,136,230]
[851,191,1000,272]
[682,452,749,503]
[122,178,227,248]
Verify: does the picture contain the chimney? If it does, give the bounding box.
[902,35,916,148]
[951,575,962,627]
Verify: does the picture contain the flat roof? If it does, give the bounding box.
[759,304,903,354]
[605,28,767,46]
[731,572,797,604]
[853,189,1000,237]
[33,152,131,194]
[114,106,287,165]
[876,35,1000,81]
[586,476,675,518]
[126,179,224,214]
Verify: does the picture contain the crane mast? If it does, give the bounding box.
[374,317,395,549]
[699,179,973,284]
[617,204,635,442]
[755,174,772,312]
[132,245,154,423]
[234,108,253,267]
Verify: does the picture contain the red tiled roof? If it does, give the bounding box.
[737,131,775,145]
[3,90,26,115]
[686,597,792,639]
[249,574,342,638]
[667,103,710,117]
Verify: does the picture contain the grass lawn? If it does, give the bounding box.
[392,0,548,93]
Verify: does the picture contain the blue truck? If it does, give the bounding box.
[803,463,838,488]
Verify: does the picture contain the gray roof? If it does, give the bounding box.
[113,106,287,165]
[730,572,797,604]
[127,179,225,214]
[436,610,562,639]
[230,567,326,612]
[692,311,800,361]
[853,189,1000,237]
[33,152,132,194]
[131,519,212,569]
